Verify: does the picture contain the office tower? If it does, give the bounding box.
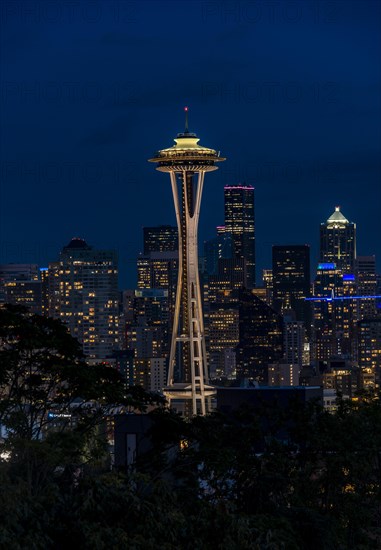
[149,109,225,415]
[311,263,343,362]
[208,308,239,378]
[133,230,177,392]
[204,258,245,379]
[113,349,135,385]
[134,357,167,393]
[40,267,49,316]
[341,273,358,359]
[320,206,356,273]
[4,279,42,314]
[130,289,170,357]
[236,289,283,384]
[137,251,178,303]
[204,228,233,277]
[272,245,311,327]
[268,363,300,387]
[0,264,39,303]
[322,358,359,399]
[358,319,381,385]
[127,289,169,393]
[283,313,305,368]
[355,256,378,320]
[48,238,119,363]
[310,263,358,362]
[208,258,247,299]
[122,289,135,323]
[262,269,273,306]
[136,250,178,355]
[224,185,255,288]
[143,225,178,254]
[251,287,268,302]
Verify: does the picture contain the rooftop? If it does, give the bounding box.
[327,206,349,224]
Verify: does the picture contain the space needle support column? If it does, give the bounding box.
[168,171,183,387]
[184,169,206,415]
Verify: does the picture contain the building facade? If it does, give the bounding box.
[236,289,284,384]
[143,225,178,254]
[48,238,119,362]
[224,185,255,288]
[320,206,356,273]
[272,245,311,328]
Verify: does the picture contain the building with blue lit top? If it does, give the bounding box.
[320,206,356,273]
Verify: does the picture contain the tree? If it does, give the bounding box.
[0,305,126,441]
[0,305,164,495]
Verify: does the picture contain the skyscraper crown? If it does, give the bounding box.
[327,206,349,224]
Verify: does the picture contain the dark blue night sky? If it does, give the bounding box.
[1,0,380,287]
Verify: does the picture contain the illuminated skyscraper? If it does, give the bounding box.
[205,258,244,379]
[143,225,178,254]
[149,109,225,415]
[355,256,378,320]
[236,289,283,384]
[272,245,311,329]
[358,319,381,385]
[203,227,233,277]
[310,263,358,362]
[320,206,356,273]
[48,238,119,363]
[0,264,39,303]
[224,185,255,288]
[4,279,42,314]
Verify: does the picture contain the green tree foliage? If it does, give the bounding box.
[0,305,163,498]
[1,305,381,548]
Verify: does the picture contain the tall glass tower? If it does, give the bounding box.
[224,185,255,288]
[272,244,311,329]
[320,206,356,273]
[149,110,225,415]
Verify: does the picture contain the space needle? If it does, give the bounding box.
[149,108,225,416]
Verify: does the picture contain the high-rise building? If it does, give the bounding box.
[358,319,381,386]
[310,263,357,362]
[224,185,255,288]
[113,349,135,385]
[143,225,178,254]
[272,245,311,327]
[320,206,356,273]
[129,289,170,358]
[137,251,178,301]
[149,109,225,415]
[4,279,42,314]
[262,269,273,306]
[48,238,119,362]
[208,307,239,378]
[355,256,378,320]
[283,314,305,368]
[203,228,233,277]
[40,267,49,316]
[236,289,284,384]
[268,363,300,387]
[204,258,245,379]
[0,264,39,303]
[322,358,359,399]
[134,357,167,393]
[136,251,178,349]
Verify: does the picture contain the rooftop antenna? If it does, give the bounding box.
[184,106,189,133]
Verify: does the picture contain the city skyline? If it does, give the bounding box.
[1,0,380,288]
[1,2,381,543]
